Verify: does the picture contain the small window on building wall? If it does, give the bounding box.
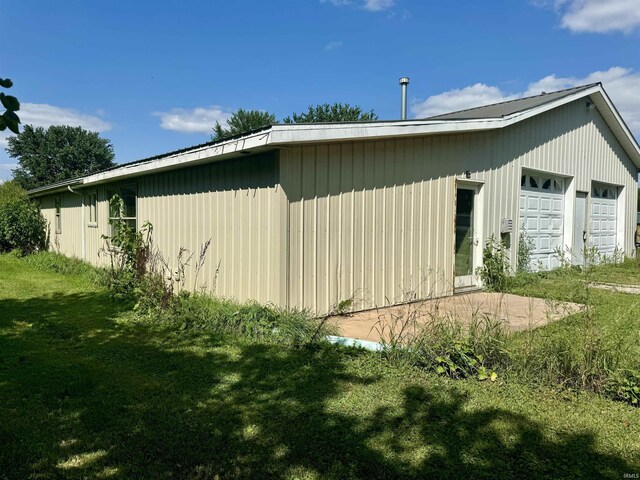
[87,192,97,226]
[108,185,137,233]
[54,196,62,234]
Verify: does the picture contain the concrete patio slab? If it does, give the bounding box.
[590,283,640,295]
[330,292,583,343]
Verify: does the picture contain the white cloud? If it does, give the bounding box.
[411,83,514,118]
[324,40,343,50]
[411,67,640,137]
[534,0,640,33]
[362,0,395,11]
[19,103,111,132]
[320,0,395,12]
[0,103,112,156]
[153,106,232,134]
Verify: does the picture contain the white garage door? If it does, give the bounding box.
[519,173,565,270]
[590,184,618,257]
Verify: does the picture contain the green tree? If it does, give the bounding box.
[283,103,378,123]
[0,77,20,134]
[212,109,276,141]
[7,125,115,190]
[0,179,27,205]
[0,181,47,254]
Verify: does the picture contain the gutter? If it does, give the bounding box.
[28,178,83,197]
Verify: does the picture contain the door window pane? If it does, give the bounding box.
[455,189,474,277]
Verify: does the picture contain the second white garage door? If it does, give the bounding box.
[520,173,565,270]
[590,184,618,258]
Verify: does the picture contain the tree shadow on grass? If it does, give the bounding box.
[0,292,637,479]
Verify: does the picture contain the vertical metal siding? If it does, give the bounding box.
[37,187,111,264]
[39,192,83,258]
[281,98,638,315]
[281,138,457,314]
[36,153,287,306]
[135,152,286,305]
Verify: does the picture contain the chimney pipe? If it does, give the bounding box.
[399,77,409,120]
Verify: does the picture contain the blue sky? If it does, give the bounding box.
[1,0,639,181]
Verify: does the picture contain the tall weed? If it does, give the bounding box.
[163,292,332,347]
[374,295,508,381]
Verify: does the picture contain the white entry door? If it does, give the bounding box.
[590,184,618,257]
[519,173,565,270]
[455,186,480,289]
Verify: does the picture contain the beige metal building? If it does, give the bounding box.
[30,83,640,314]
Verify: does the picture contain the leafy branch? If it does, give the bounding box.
[0,78,20,134]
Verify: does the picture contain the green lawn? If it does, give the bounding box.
[591,258,640,286]
[1,255,640,479]
[506,260,640,362]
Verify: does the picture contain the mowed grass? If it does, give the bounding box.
[1,255,640,479]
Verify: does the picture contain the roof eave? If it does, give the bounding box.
[28,178,83,197]
[27,84,640,196]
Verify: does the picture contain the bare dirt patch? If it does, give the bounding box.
[330,292,583,342]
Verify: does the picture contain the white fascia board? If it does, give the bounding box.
[32,84,639,194]
[269,119,499,144]
[82,130,272,186]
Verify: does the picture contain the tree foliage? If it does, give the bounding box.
[0,180,27,205]
[283,103,378,123]
[212,109,276,141]
[211,103,378,140]
[0,77,20,134]
[0,181,47,254]
[7,125,115,190]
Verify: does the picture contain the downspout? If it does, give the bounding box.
[67,185,86,260]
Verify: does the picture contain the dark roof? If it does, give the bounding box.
[425,83,599,121]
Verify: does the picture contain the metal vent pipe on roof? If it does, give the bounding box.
[399,77,410,120]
